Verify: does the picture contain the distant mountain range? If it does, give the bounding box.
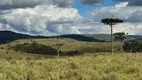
[0,31,46,44]
[83,34,142,42]
[0,30,141,44]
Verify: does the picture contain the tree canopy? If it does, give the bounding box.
[101,18,123,25]
[113,32,128,42]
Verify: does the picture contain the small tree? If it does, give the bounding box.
[113,32,128,52]
[56,43,64,57]
[55,37,64,57]
[101,18,123,54]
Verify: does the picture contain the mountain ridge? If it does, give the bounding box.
[0,30,141,44]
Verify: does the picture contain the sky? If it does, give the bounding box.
[0,0,142,36]
[72,0,117,18]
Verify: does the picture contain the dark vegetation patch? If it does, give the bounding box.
[123,40,142,53]
[9,41,57,55]
[66,50,81,56]
[8,41,82,56]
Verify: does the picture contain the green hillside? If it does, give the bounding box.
[0,38,122,59]
[83,34,142,42]
[84,34,111,41]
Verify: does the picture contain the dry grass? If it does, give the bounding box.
[5,38,121,52]
[0,38,140,80]
[0,53,141,80]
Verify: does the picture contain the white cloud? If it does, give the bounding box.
[113,23,142,35]
[113,0,142,6]
[0,23,14,31]
[0,5,82,35]
[88,6,142,23]
[115,2,128,7]
[0,0,75,9]
[47,23,80,34]
[81,0,142,6]
[87,5,142,35]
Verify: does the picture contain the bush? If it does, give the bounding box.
[10,41,57,55]
[67,50,80,56]
[123,40,142,53]
[1,47,4,50]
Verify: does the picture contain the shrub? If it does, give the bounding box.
[67,50,80,56]
[10,41,57,55]
[123,40,142,53]
[6,51,9,54]
[1,47,4,50]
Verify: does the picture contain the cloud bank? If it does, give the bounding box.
[89,6,142,23]
[0,5,82,35]
[0,0,75,9]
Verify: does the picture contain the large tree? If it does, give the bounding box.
[101,18,123,54]
[113,32,128,52]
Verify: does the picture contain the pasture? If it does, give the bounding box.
[0,38,141,80]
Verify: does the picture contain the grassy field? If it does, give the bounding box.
[0,38,121,58]
[0,38,141,80]
[0,53,141,80]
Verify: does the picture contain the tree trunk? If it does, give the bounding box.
[57,49,60,58]
[57,37,59,58]
[121,41,124,52]
[111,25,113,54]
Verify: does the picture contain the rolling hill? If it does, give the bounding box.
[0,30,47,44]
[0,31,103,44]
[0,30,141,44]
[84,34,142,41]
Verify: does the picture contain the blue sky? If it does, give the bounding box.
[73,0,118,18]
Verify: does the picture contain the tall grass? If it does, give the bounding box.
[0,53,142,80]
